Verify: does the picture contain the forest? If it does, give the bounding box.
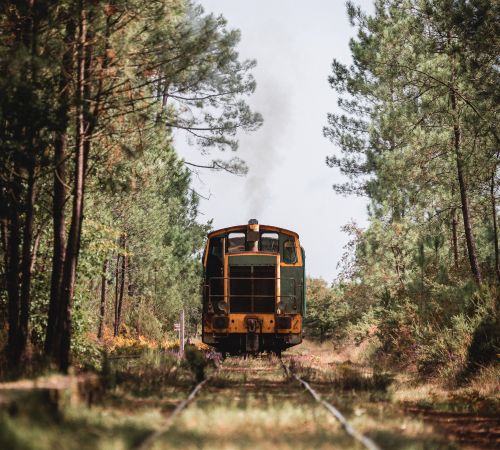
[306,0,499,384]
[0,0,498,433]
[0,0,261,374]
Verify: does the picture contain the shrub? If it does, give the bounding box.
[415,314,474,381]
[108,348,181,395]
[415,291,499,383]
[184,344,210,382]
[375,301,418,364]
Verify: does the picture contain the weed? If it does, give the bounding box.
[184,344,210,382]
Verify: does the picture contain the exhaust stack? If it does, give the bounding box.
[247,219,259,251]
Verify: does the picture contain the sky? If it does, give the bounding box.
[176,1,374,283]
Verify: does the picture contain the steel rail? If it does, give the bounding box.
[280,358,381,450]
[135,377,209,450]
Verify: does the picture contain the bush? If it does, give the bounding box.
[415,314,474,380]
[375,301,418,364]
[415,291,499,383]
[73,338,103,372]
[108,348,181,395]
[184,344,210,382]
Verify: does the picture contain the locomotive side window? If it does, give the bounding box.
[227,232,246,253]
[206,237,224,311]
[260,232,279,252]
[209,237,223,258]
[283,238,297,263]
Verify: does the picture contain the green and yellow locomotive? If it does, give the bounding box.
[202,220,305,355]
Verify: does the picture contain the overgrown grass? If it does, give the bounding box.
[1,343,497,450]
[288,357,394,392]
[0,346,218,450]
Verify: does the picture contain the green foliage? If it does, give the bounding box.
[109,349,183,396]
[184,344,210,382]
[346,308,378,346]
[0,0,262,372]
[304,278,354,342]
[415,289,499,381]
[375,300,418,362]
[325,0,500,383]
[416,314,474,379]
[77,134,209,344]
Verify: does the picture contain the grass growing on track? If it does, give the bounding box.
[151,356,365,450]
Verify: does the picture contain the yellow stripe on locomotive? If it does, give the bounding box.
[202,219,306,355]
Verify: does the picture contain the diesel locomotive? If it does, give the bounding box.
[202,220,305,355]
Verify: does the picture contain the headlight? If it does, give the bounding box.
[217,300,228,313]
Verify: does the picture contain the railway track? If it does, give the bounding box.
[134,355,381,450]
[280,357,381,450]
[135,376,211,450]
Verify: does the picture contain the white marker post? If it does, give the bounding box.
[180,309,185,356]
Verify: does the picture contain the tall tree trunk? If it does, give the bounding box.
[17,0,42,362]
[448,36,482,285]
[454,143,482,284]
[116,247,127,336]
[45,134,67,355]
[451,207,459,269]
[19,163,39,353]
[453,125,482,285]
[450,86,482,284]
[114,251,121,336]
[5,175,22,367]
[45,17,75,357]
[98,258,108,340]
[491,170,500,282]
[3,0,39,369]
[113,235,127,337]
[450,182,459,269]
[55,2,90,372]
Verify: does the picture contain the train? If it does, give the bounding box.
[202,220,305,356]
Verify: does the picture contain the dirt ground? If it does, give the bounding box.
[0,342,499,449]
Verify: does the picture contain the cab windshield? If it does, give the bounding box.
[209,230,297,259]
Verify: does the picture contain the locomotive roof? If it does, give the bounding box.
[208,224,299,239]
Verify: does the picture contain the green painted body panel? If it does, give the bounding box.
[280,266,304,315]
[228,255,277,266]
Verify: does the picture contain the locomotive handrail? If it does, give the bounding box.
[203,276,299,314]
[204,276,298,300]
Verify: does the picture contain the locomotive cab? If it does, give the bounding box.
[202,220,306,355]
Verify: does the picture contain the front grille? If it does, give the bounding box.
[229,265,275,313]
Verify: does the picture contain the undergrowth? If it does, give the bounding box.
[289,357,394,392]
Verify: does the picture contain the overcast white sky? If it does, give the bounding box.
[176,1,374,283]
